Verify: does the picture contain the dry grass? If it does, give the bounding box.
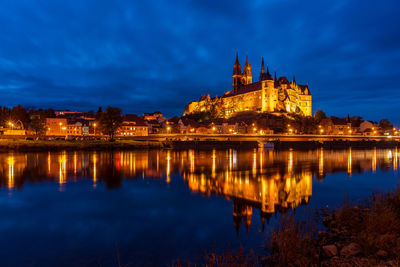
[332,186,400,259]
[265,208,319,267]
[170,246,259,267]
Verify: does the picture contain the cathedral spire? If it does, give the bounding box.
[293,75,296,84]
[261,57,265,74]
[233,51,242,75]
[274,71,277,81]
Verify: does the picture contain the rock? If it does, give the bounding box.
[322,244,338,257]
[340,242,362,257]
[318,231,328,237]
[376,249,388,258]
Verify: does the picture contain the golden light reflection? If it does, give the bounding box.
[252,149,257,177]
[319,148,324,176]
[93,153,97,188]
[189,150,195,173]
[47,152,51,174]
[58,151,67,191]
[212,149,216,179]
[347,148,352,176]
[394,147,398,171]
[166,150,171,183]
[74,151,77,176]
[288,149,293,174]
[372,148,377,173]
[7,154,14,190]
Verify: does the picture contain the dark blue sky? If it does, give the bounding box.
[1,0,399,123]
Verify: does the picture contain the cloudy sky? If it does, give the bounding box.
[1,0,399,123]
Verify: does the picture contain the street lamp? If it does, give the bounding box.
[93,123,97,136]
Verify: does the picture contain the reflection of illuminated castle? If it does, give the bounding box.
[184,53,312,118]
[182,150,313,232]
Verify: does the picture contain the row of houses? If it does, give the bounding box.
[319,118,395,136]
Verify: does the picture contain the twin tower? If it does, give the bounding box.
[232,52,273,94]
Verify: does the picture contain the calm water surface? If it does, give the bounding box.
[0,148,399,266]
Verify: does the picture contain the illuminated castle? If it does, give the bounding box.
[184,53,312,117]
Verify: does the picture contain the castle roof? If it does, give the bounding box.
[298,85,311,95]
[123,114,147,126]
[278,76,290,85]
[223,81,262,97]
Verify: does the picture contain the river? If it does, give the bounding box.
[0,148,398,266]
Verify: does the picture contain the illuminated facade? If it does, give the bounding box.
[184,53,312,117]
[119,114,148,136]
[46,118,68,136]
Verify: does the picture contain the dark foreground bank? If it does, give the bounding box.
[173,186,400,267]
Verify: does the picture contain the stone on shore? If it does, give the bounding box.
[322,244,338,257]
[340,243,362,257]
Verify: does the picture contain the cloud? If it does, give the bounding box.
[0,0,399,123]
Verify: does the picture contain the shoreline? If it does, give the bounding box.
[0,139,399,152]
[0,139,163,152]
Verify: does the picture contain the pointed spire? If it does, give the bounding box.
[233,51,242,75]
[293,75,296,84]
[245,53,249,65]
[261,57,265,73]
[274,71,277,81]
[266,64,270,75]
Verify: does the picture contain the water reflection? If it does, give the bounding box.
[0,148,398,231]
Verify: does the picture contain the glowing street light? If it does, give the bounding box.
[93,123,97,136]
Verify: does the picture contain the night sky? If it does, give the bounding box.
[1,0,399,123]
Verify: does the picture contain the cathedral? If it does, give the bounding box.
[184,53,312,118]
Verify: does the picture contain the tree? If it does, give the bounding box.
[314,109,326,123]
[30,115,46,136]
[11,105,29,128]
[379,119,393,131]
[98,106,123,141]
[96,107,103,119]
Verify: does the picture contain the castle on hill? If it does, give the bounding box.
[184,53,312,118]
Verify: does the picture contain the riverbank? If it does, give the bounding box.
[0,139,399,152]
[265,186,400,266]
[0,139,162,152]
